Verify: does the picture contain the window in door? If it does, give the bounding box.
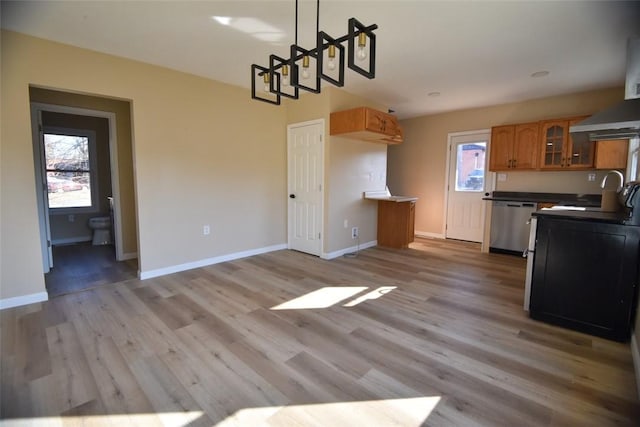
[455,142,486,191]
[43,129,98,213]
[628,137,640,182]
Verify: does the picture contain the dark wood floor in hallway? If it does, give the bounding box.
[2,238,638,426]
[44,243,137,297]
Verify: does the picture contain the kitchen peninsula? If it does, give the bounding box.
[529,206,640,341]
[365,190,418,249]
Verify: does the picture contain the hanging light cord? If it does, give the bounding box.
[295,0,298,45]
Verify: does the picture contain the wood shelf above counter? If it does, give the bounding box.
[330,107,403,144]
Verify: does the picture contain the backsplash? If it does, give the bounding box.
[494,170,612,194]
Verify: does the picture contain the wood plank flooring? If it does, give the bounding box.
[45,243,138,297]
[1,238,638,426]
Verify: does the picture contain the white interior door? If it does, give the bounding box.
[445,131,490,242]
[288,120,324,256]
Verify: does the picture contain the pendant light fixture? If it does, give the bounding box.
[251,0,378,105]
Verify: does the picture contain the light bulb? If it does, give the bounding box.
[282,64,289,86]
[263,73,270,92]
[357,32,367,61]
[356,47,367,61]
[327,44,336,70]
[302,55,310,79]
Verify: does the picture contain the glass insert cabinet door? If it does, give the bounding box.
[566,116,594,168]
[541,122,566,168]
[540,117,594,169]
[569,138,595,167]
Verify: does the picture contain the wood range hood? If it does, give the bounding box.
[330,106,403,144]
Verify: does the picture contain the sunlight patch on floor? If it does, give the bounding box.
[271,286,368,310]
[270,286,397,310]
[2,397,441,426]
[218,396,442,426]
[1,411,204,426]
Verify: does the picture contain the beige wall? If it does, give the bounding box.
[30,87,137,255]
[1,30,286,301]
[327,89,387,253]
[285,88,389,255]
[389,87,625,235]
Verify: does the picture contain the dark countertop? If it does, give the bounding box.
[482,191,601,207]
[532,208,631,225]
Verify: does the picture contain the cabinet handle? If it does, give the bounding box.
[513,159,517,168]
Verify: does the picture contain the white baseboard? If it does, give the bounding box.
[139,243,288,280]
[52,236,92,245]
[415,230,445,239]
[0,292,48,310]
[631,333,640,400]
[322,240,377,260]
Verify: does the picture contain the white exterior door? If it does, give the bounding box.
[445,131,490,242]
[288,120,324,256]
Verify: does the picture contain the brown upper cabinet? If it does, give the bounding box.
[330,107,403,144]
[539,116,593,169]
[490,115,629,172]
[489,122,539,171]
[595,139,629,169]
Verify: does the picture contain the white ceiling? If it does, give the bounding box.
[2,1,640,119]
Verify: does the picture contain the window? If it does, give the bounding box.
[43,129,98,213]
[628,137,640,182]
[455,142,486,191]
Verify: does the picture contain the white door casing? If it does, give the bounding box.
[287,120,324,256]
[30,102,127,263]
[445,130,490,243]
[30,107,54,271]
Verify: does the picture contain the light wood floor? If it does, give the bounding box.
[1,238,638,426]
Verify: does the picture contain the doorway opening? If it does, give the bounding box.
[30,87,138,297]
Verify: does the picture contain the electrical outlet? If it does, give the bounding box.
[68,214,75,222]
[203,225,210,235]
[588,173,596,182]
[351,227,359,239]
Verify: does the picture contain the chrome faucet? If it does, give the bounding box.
[601,170,624,192]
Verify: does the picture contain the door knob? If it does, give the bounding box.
[289,194,296,199]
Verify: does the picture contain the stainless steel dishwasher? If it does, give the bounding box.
[489,201,538,255]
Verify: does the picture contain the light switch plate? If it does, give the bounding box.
[497,173,507,182]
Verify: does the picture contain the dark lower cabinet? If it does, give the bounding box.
[530,216,640,341]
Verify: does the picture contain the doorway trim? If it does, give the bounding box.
[443,128,493,240]
[287,118,325,257]
[30,102,126,263]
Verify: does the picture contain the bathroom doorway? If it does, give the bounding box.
[30,87,139,296]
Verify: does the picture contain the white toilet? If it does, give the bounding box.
[89,216,112,245]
